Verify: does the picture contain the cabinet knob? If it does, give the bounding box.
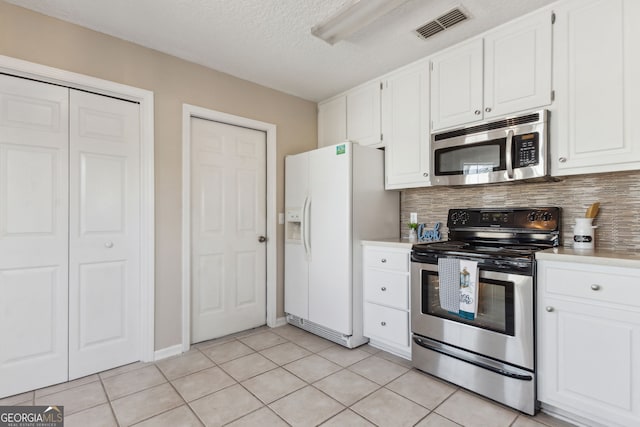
[474,110,481,115]
[545,306,554,312]
[558,157,567,163]
[423,172,429,177]
[381,258,387,263]
[105,241,114,248]
[380,321,387,326]
[485,107,492,113]
[381,286,387,291]
[591,284,601,291]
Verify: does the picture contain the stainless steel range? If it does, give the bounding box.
[411,207,561,415]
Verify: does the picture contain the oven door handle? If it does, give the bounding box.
[506,129,514,179]
[413,336,533,381]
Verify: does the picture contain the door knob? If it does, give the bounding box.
[485,107,492,113]
[591,284,601,291]
[258,236,267,243]
[474,110,481,115]
[105,241,114,248]
[381,287,387,291]
[545,306,554,312]
[559,157,567,163]
[380,321,386,326]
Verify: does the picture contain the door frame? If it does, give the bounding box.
[0,55,155,363]
[181,104,277,352]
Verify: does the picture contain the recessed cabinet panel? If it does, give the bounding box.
[317,96,346,148]
[346,82,381,147]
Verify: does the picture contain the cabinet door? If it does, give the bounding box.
[538,297,640,426]
[552,0,640,175]
[346,82,381,147]
[484,10,552,118]
[317,96,346,148]
[383,62,431,189]
[430,38,483,131]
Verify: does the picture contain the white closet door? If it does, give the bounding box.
[190,118,267,343]
[68,90,141,379]
[0,75,69,397]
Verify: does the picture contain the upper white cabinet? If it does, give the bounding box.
[430,38,484,131]
[551,0,640,176]
[382,60,431,189]
[430,10,552,131]
[347,81,382,147]
[317,95,346,148]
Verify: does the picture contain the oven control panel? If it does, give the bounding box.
[447,207,560,231]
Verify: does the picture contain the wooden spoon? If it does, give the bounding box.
[585,202,600,218]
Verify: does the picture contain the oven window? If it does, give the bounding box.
[421,270,515,336]
[435,139,506,175]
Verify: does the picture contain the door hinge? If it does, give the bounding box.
[551,12,556,24]
[380,82,383,90]
[430,62,434,71]
[380,133,384,142]
[551,90,555,102]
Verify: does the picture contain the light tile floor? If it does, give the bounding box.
[0,325,578,427]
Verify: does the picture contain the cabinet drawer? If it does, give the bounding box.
[365,249,409,272]
[364,303,409,347]
[364,270,408,309]
[543,264,640,307]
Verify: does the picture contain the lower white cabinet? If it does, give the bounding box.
[537,257,640,427]
[362,243,411,359]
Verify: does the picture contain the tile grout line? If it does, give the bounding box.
[97,375,121,427]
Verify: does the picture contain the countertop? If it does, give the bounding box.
[361,238,415,249]
[536,247,640,269]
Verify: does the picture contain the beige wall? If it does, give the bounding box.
[0,1,318,350]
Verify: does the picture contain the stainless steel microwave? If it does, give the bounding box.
[431,110,549,186]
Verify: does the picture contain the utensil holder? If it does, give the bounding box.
[573,217,597,250]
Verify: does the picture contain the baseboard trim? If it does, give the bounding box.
[154,344,183,361]
[271,317,288,328]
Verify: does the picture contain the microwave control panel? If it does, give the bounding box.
[514,132,539,168]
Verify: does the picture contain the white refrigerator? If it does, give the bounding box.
[284,142,399,348]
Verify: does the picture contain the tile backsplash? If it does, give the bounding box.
[400,170,640,252]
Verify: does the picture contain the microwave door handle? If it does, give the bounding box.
[506,129,514,179]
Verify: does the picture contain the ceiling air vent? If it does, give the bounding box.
[415,7,468,40]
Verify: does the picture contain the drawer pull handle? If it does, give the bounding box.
[380,321,387,326]
[591,284,601,291]
[381,258,387,263]
[545,306,554,312]
[381,287,387,291]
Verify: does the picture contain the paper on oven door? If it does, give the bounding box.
[459,259,479,320]
[437,258,461,313]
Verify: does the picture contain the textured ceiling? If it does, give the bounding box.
[5,0,556,101]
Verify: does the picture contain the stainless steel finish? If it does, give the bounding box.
[475,109,481,115]
[258,236,267,243]
[591,284,601,291]
[559,157,567,163]
[485,107,492,112]
[412,334,536,415]
[411,262,535,370]
[545,306,554,312]
[431,109,549,186]
[506,129,514,179]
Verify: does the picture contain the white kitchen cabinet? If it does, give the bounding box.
[551,0,640,176]
[346,81,382,147]
[430,10,552,131]
[317,95,346,148]
[362,243,411,359]
[430,38,483,131]
[537,258,640,427]
[382,60,431,189]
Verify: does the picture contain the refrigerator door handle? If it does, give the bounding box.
[302,196,311,259]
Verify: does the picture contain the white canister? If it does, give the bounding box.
[573,217,597,250]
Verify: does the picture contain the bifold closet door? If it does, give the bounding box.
[68,89,141,379]
[0,75,70,397]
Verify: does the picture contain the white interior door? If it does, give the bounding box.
[0,75,70,397]
[68,89,141,379]
[190,117,266,343]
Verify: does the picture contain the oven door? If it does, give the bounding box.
[410,261,534,370]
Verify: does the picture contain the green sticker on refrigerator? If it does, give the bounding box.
[336,144,346,155]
